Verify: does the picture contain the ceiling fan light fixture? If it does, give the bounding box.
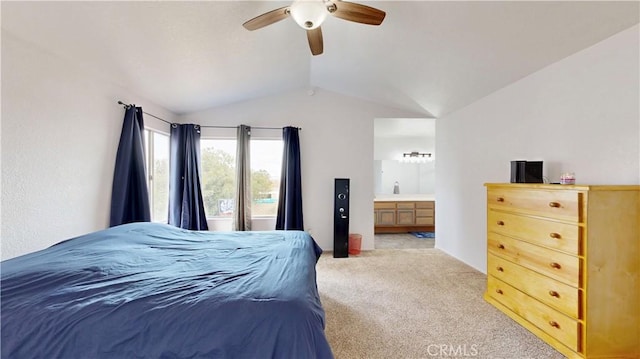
[290,0,328,29]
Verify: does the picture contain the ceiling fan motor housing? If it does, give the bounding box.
[243,0,386,56]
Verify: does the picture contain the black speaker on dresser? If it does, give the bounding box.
[510,160,543,183]
[333,178,350,258]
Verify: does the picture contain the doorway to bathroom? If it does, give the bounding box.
[373,118,436,249]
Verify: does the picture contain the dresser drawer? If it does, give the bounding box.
[488,232,580,287]
[416,201,434,209]
[488,253,579,318]
[416,209,434,217]
[487,276,580,352]
[374,202,396,210]
[488,210,581,255]
[487,188,581,222]
[415,216,434,225]
[397,202,415,209]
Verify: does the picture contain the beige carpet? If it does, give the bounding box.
[316,248,566,359]
[374,233,435,249]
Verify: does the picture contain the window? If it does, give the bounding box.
[200,138,282,218]
[143,129,170,222]
[250,140,283,216]
[200,139,236,218]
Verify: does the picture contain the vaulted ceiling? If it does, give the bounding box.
[2,1,638,118]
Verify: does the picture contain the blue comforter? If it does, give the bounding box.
[1,223,333,359]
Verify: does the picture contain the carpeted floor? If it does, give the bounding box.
[375,233,435,249]
[316,248,565,359]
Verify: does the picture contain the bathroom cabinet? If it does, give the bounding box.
[374,200,435,233]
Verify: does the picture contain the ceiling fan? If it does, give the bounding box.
[242,0,386,56]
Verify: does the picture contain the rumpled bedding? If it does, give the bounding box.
[1,222,333,359]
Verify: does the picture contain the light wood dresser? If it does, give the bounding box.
[483,183,639,359]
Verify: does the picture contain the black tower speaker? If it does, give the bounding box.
[333,178,350,258]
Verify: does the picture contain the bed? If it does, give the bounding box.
[1,222,333,358]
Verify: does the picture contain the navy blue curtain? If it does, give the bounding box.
[168,124,209,230]
[109,106,151,227]
[275,127,304,230]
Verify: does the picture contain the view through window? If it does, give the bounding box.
[143,130,170,223]
[200,139,282,218]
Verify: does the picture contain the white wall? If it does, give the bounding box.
[1,32,175,260]
[436,25,640,272]
[179,88,424,252]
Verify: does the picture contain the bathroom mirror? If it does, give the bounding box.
[374,160,435,195]
[374,117,435,196]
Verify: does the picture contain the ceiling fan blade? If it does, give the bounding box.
[330,1,386,25]
[243,6,290,31]
[306,27,323,56]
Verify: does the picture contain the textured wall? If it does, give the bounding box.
[1,32,175,260]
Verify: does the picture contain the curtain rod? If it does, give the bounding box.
[118,101,173,126]
[199,125,302,131]
[117,101,300,131]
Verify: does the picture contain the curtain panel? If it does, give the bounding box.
[275,126,304,230]
[233,125,252,231]
[109,106,151,227]
[168,124,208,230]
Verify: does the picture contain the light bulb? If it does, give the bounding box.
[290,0,328,30]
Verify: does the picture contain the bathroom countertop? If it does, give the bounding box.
[374,194,435,202]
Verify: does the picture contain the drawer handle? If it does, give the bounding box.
[496,266,504,272]
[496,197,505,202]
[496,220,505,226]
[550,262,562,269]
[549,232,561,239]
[549,321,560,329]
[548,201,561,208]
[497,244,505,250]
[548,290,560,298]
[495,289,503,295]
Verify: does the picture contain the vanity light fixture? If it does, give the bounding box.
[401,151,434,163]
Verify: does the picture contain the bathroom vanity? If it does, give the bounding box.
[374,195,435,233]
